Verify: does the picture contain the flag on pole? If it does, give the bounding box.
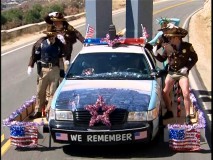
[141,24,149,42]
[85,24,95,38]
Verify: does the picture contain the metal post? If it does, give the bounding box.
[126,0,153,40]
[85,0,112,38]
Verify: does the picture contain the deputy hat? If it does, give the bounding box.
[50,12,66,21]
[163,27,188,38]
[43,26,57,36]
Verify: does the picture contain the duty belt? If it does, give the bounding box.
[41,62,57,68]
[169,67,180,73]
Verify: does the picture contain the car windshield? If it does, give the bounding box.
[66,52,152,80]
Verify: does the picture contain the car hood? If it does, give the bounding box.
[53,80,154,112]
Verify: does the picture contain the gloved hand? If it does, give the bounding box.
[27,66,33,75]
[64,60,70,65]
[57,34,66,44]
[60,70,65,78]
[179,67,188,74]
[48,12,58,17]
[152,45,158,56]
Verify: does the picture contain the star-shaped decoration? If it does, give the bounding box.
[85,96,116,127]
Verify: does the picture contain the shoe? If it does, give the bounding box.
[185,115,192,125]
[29,112,42,119]
[163,110,174,119]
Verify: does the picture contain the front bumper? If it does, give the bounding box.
[49,120,152,145]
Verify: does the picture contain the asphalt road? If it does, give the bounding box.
[1,0,211,159]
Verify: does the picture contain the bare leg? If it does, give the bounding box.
[163,75,175,111]
[178,77,191,116]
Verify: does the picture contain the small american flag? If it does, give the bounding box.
[169,128,201,151]
[141,24,149,42]
[55,133,68,141]
[134,131,147,140]
[85,24,95,38]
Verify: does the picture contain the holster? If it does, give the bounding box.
[37,61,42,75]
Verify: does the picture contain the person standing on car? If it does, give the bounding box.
[44,11,85,71]
[27,27,65,119]
[151,26,198,125]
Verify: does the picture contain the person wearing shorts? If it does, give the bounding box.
[152,26,198,125]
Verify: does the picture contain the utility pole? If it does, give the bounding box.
[126,0,153,40]
[85,0,112,38]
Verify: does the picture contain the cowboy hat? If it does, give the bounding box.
[43,26,57,36]
[163,27,188,38]
[50,12,66,21]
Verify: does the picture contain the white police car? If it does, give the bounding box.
[46,37,164,146]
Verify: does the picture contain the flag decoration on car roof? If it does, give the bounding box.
[141,24,149,42]
[85,24,95,39]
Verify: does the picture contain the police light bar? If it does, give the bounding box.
[84,38,146,46]
[84,38,108,45]
[123,38,146,45]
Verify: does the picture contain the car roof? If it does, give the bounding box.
[80,44,146,54]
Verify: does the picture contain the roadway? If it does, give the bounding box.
[1,0,211,159]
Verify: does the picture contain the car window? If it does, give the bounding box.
[66,53,152,80]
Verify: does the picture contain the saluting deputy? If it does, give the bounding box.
[28,27,65,119]
[152,26,198,125]
[44,12,85,71]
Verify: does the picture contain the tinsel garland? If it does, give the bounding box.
[3,96,44,127]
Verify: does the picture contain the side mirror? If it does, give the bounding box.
[150,69,158,78]
[150,69,167,78]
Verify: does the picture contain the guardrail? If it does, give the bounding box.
[1,12,85,42]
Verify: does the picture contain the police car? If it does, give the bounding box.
[46,37,165,146]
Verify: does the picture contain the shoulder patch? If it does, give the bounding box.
[190,46,195,52]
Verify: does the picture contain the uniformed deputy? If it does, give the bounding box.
[152,26,198,125]
[28,28,65,119]
[44,12,85,71]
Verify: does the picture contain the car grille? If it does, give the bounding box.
[73,108,128,126]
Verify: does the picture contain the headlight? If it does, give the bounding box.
[49,108,55,121]
[127,112,147,121]
[55,110,73,120]
[147,106,159,121]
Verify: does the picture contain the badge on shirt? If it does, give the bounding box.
[182,49,186,53]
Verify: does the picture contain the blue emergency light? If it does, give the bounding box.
[84,38,108,45]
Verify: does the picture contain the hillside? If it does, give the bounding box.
[189,0,211,91]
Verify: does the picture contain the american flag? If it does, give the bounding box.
[85,24,95,38]
[134,131,147,140]
[169,128,201,151]
[55,133,68,141]
[141,24,149,42]
[10,126,38,147]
